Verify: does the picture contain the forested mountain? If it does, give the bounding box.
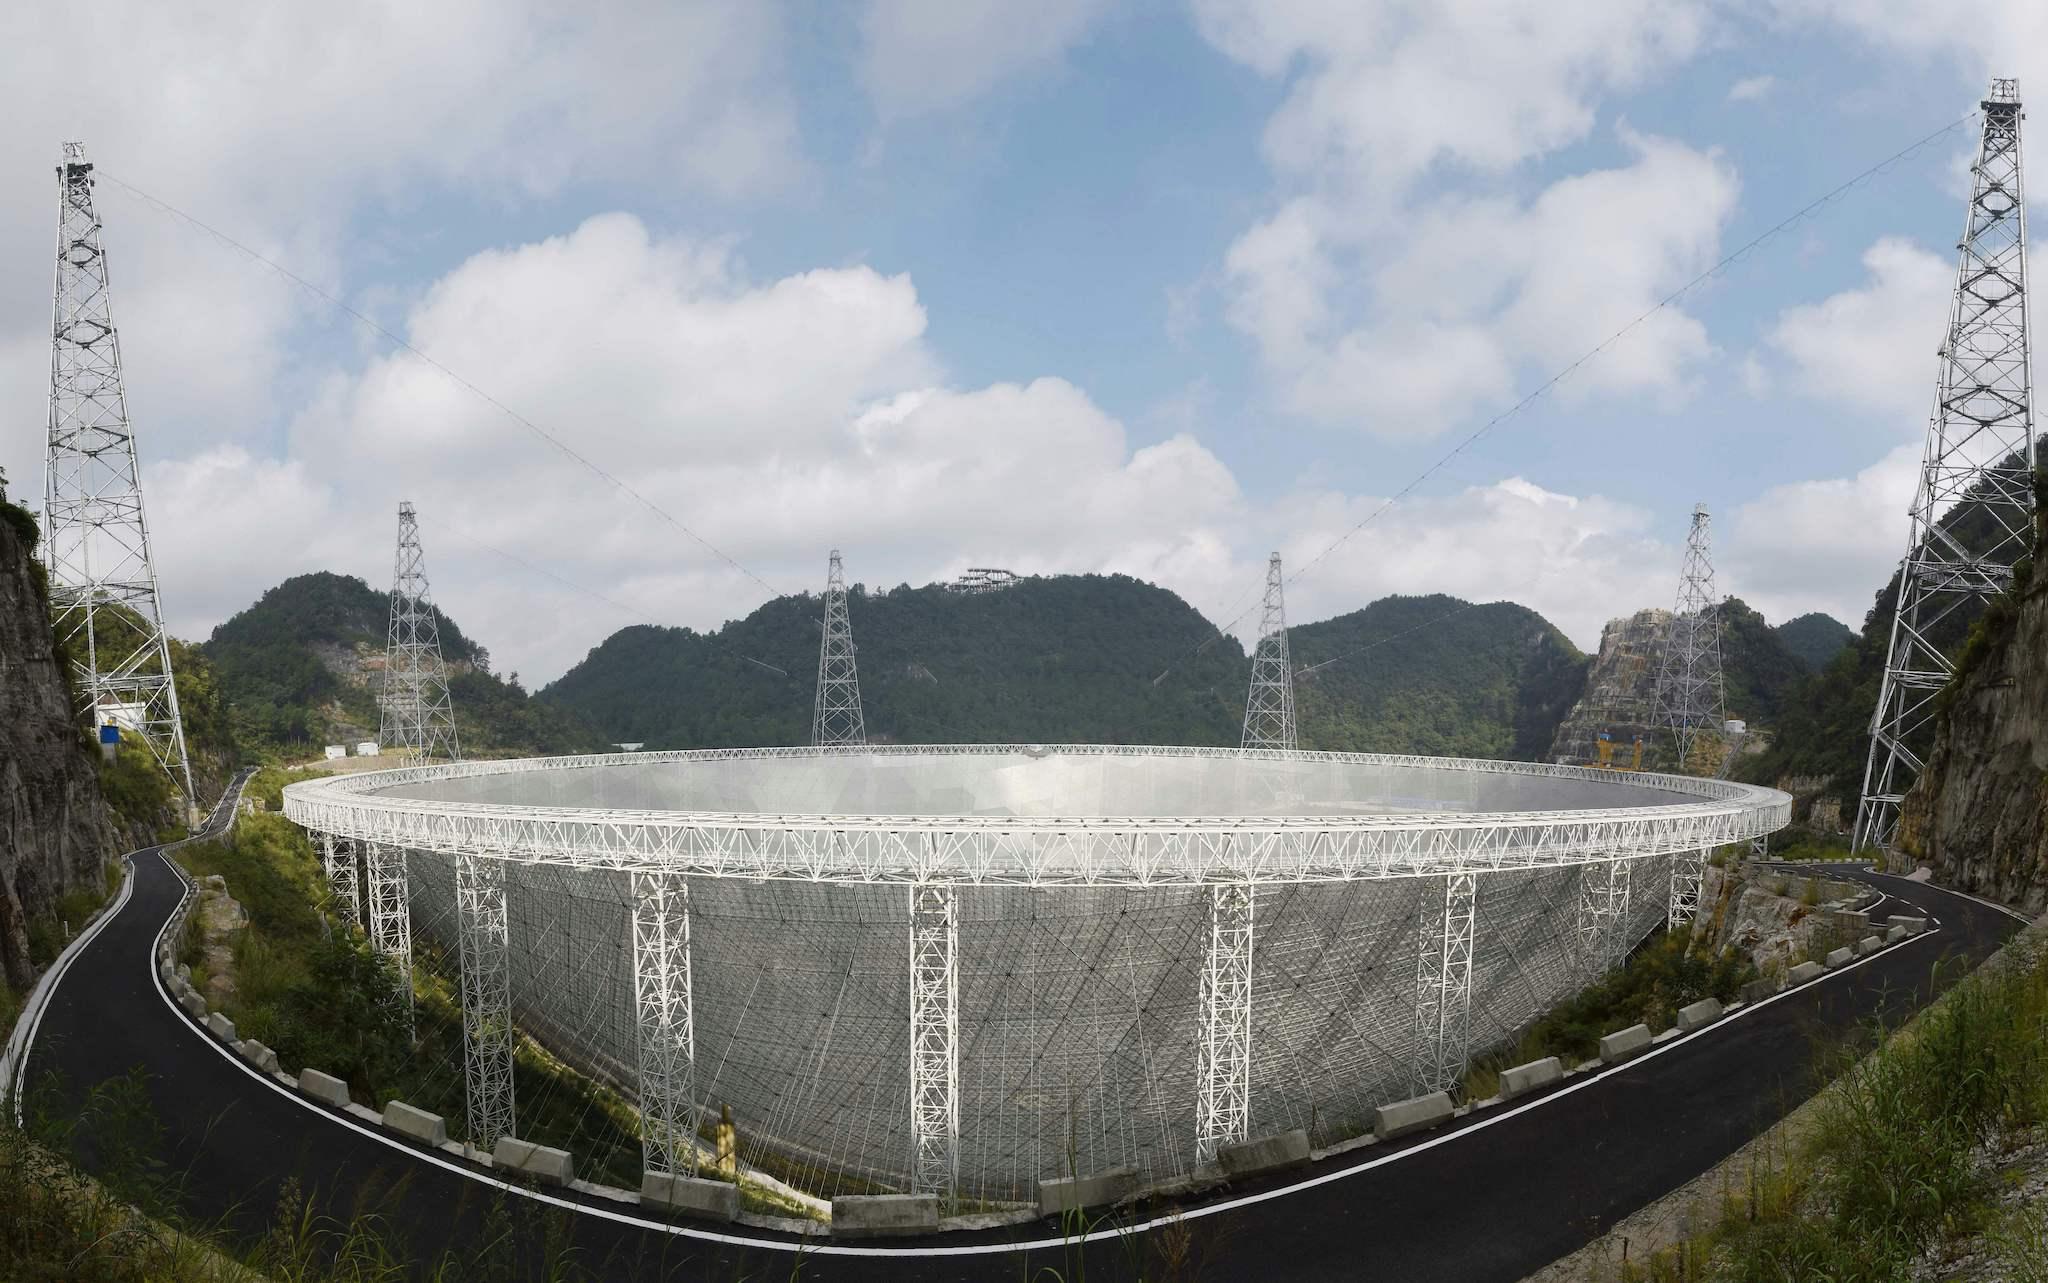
[541,575,1247,748]
[1721,597,1809,725]
[1773,612,1855,670]
[541,578,1603,759]
[1286,595,1589,759]
[205,572,606,760]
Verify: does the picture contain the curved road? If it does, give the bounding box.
[17,804,2024,1281]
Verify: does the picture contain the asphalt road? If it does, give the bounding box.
[19,816,2022,1282]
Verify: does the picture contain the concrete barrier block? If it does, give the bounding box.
[176,963,192,985]
[234,1039,280,1074]
[1598,1024,1653,1063]
[205,1012,237,1042]
[381,1100,448,1147]
[1825,946,1855,969]
[1857,934,1884,956]
[178,989,208,1021]
[1888,916,1927,935]
[298,1068,351,1108]
[1374,1091,1455,1141]
[493,1136,575,1186]
[831,1194,939,1238]
[1499,1056,1563,1100]
[1886,923,1909,943]
[1676,998,1724,1033]
[1741,977,1779,1005]
[639,1173,739,1222]
[1218,1128,1311,1177]
[1039,1166,1137,1216]
[1788,960,1826,985]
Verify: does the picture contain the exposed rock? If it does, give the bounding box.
[1900,489,2048,914]
[1691,863,1871,976]
[192,878,247,1007]
[1548,609,1671,768]
[0,509,118,991]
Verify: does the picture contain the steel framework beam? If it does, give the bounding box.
[364,843,414,1032]
[321,833,361,930]
[1413,872,1477,1095]
[908,883,959,1197]
[813,549,867,746]
[282,746,1791,888]
[456,852,515,1151]
[1667,847,1708,932]
[1858,79,2035,853]
[1242,553,1298,751]
[1196,881,1254,1164]
[380,501,460,765]
[632,870,698,1177]
[1576,858,1630,975]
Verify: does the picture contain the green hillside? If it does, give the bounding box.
[1774,612,1855,670]
[541,574,1246,747]
[205,572,606,760]
[1287,595,1589,759]
[1721,597,1808,725]
[542,578,1597,760]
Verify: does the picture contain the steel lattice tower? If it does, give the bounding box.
[41,143,195,811]
[1857,79,2035,852]
[1241,552,1298,751]
[1651,506,1726,771]
[379,502,460,763]
[812,549,866,746]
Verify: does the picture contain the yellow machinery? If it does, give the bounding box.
[1592,734,1645,771]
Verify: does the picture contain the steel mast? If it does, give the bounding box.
[812,549,866,746]
[379,501,460,763]
[1857,79,2035,852]
[41,142,195,814]
[1651,505,1726,772]
[1241,552,1298,751]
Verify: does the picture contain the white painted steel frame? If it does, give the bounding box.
[908,883,959,1196]
[322,834,361,930]
[282,746,1791,888]
[1413,872,1476,1095]
[364,843,414,1032]
[1667,847,1707,931]
[1576,859,1631,975]
[456,852,515,1150]
[1195,881,1255,1164]
[1241,554,1297,751]
[632,870,697,1177]
[813,549,867,747]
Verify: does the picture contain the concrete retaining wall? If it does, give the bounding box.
[831,1194,939,1238]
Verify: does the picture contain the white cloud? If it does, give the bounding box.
[1724,444,1918,630]
[860,0,1112,119]
[1727,74,1776,102]
[1765,237,1951,420]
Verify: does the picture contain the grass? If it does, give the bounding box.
[23,860,122,969]
[1462,930,1758,1099]
[1610,933,2048,1282]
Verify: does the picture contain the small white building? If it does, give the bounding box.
[323,744,346,760]
[356,741,380,757]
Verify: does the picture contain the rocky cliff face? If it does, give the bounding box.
[1899,495,2048,912]
[1548,609,1671,766]
[0,508,118,991]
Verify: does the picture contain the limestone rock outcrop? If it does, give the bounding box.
[1547,609,1671,767]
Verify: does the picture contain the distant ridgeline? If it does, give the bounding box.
[545,580,1596,759]
[204,571,606,760]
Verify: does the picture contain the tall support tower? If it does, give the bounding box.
[1242,552,1298,751]
[41,142,194,811]
[812,549,866,746]
[1858,78,2035,853]
[380,502,460,764]
[1651,506,1726,771]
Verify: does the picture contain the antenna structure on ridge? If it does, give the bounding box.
[812,549,866,746]
[380,501,460,764]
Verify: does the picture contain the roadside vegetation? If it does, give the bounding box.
[1614,932,2048,1282]
[1464,929,1758,1101]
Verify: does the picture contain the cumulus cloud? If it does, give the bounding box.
[1727,74,1776,102]
[1765,237,1951,419]
[1723,444,1918,630]
[859,0,1112,119]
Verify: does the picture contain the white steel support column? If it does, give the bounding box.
[908,883,959,1198]
[364,843,414,1029]
[1576,859,1631,975]
[632,870,697,1177]
[1667,847,1708,933]
[322,833,360,931]
[1196,881,1255,1166]
[456,852,514,1151]
[1413,872,1477,1095]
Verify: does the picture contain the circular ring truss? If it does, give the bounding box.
[282,744,1790,887]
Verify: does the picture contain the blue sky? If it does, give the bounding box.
[0,1,2038,684]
